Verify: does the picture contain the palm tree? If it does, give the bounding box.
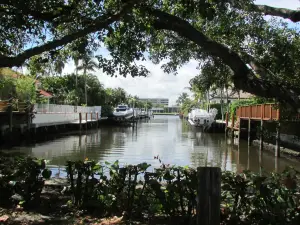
[72,54,80,111]
[77,54,98,106]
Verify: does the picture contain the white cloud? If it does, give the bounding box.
[63,55,198,106]
[62,0,299,106]
[255,0,299,9]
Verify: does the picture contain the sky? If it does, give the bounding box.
[62,0,300,106]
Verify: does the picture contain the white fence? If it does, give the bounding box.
[31,104,101,126]
[34,104,101,115]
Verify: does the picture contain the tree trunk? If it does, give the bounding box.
[207,89,210,112]
[75,64,78,112]
[226,88,229,114]
[220,88,224,121]
[84,68,87,106]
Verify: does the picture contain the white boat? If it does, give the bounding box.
[113,105,134,120]
[188,108,218,130]
[140,109,146,117]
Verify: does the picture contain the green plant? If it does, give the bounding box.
[0,154,51,208]
[65,158,300,224]
[15,76,36,103]
[0,75,16,100]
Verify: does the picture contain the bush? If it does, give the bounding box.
[101,104,113,117]
[209,103,228,120]
[1,155,300,225]
[0,75,16,100]
[0,154,52,208]
[15,76,36,103]
[66,159,300,224]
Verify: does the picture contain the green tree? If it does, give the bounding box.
[15,76,36,103]
[176,92,189,106]
[2,0,300,106]
[77,54,98,106]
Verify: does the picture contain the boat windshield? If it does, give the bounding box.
[116,105,128,112]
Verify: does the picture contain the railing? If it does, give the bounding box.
[34,104,101,115]
[236,104,279,121]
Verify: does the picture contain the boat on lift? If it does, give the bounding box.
[188,108,218,130]
[113,104,134,120]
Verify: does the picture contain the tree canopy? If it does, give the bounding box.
[1,0,300,106]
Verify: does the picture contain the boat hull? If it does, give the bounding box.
[112,112,133,120]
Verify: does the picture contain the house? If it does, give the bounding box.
[0,68,53,101]
[209,89,253,104]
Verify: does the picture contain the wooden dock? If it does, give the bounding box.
[226,103,300,158]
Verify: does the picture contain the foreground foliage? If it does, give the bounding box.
[2,0,300,106]
[1,155,300,224]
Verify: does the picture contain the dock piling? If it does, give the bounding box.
[85,113,88,129]
[96,112,99,127]
[197,167,221,225]
[248,118,251,146]
[275,122,281,157]
[231,113,234,139]
[260,119,264,151]
[79,113,82,130]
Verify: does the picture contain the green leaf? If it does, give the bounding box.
[42,169,52,179]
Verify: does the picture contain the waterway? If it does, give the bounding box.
[2,115,300,176]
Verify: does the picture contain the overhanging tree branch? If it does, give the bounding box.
[0,1,137,68]
[254,5,300,22]
[146,8,300,107]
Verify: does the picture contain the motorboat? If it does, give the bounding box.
[113,104,134,120]
[140,109,146,117]
[188,108,218,130]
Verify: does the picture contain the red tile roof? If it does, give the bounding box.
[39,90,53,97]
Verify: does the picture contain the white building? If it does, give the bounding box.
[209,90,253,104]
[139,98,169,106]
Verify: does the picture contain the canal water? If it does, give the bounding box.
[3,115,300,176]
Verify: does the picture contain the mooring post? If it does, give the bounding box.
[260,119,264,151]
[197,167,221,225]
[85,113,88,129]
[248,118,251,146]
[231,113,234,139]
[225,112,228,132]
[8,99,13,138]
[275,122,281,157]
[96,112,99,128]
[79,113,82,130]
[237,117,241,143]
[260,104,264,152]
[27,101,31,131]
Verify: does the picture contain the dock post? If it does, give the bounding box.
[85,113,88,129]
[225,112,228,132]
[275,121,281,157]
[8,99,13,134]
[260,119,264,151]
[231,113,234,139]
[197,167,221,225]
[248,118,251,146]
[90,112,93,128]
[96,112,99,128]
[237,117,241,143]
[79,113,82,130]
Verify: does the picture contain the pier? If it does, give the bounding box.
[226,103,300,158]
[0,103,102,145]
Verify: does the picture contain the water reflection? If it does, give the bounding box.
[3,115,300,174]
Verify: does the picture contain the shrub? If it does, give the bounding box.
[66,159,300,224]
[0,154,51,208]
